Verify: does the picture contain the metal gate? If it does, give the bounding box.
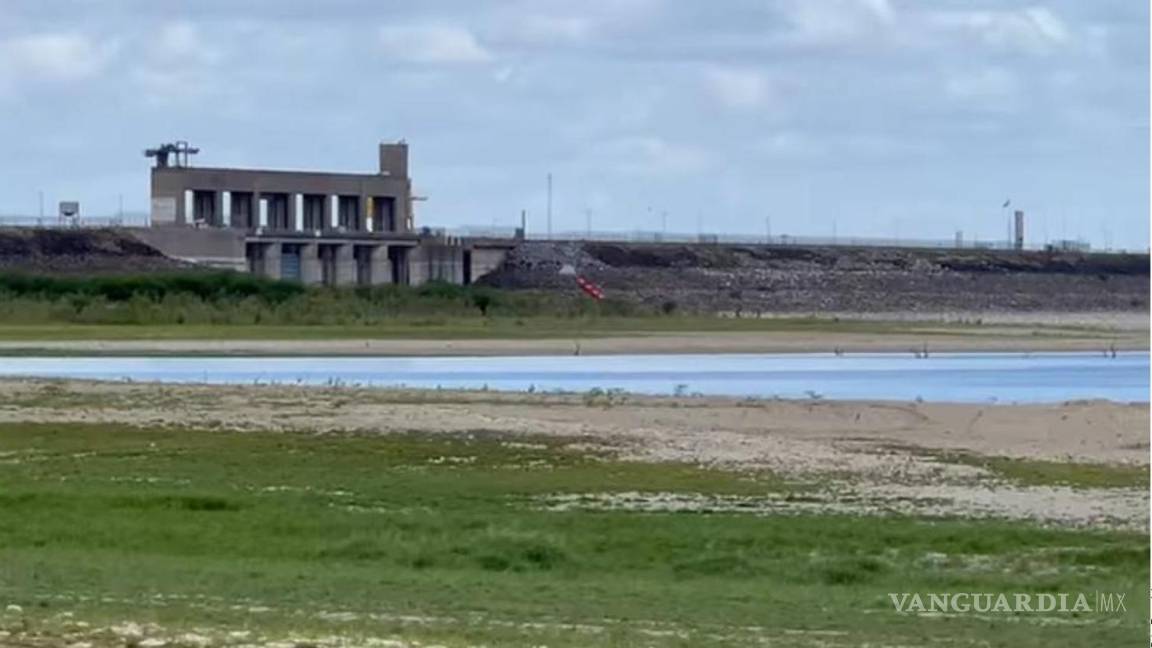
[280,245,301,282]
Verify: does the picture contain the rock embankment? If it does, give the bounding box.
[0,228,191,274]
[478,241,1150,314]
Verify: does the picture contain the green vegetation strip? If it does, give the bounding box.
[0,271,1117,344]
[0,422,1144,646]
[890,445,1149,489]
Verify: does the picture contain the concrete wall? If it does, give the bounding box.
[379,143,408,178]
[130,227,246,271]
[369,245,392,285]
[468,246,510,283]
[409,243,464,285]
[151,164,410,233]
[130,228,505,288]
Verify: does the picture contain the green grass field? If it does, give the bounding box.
[0,422,1144,647]
[0,316,1011,341]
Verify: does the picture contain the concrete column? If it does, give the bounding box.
[370,245,391,285]
[261,242,282,280]
[335,244,356,285]
[329,195,339,229]
[257,195,267,228]
[300,243,322,285]
[211,191,224,227]
[183,190,193,226]
[222,191,232,227]
[288,194,299,231]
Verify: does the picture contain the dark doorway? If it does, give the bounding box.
[246,242,265,275]
[354,246,374,285]
[388,246,408,285]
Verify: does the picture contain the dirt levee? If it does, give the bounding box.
[0,228,191,274]
[479,241,1150,314]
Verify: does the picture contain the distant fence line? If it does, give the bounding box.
[0,214,150,228]
[0,216,1115,253]
[441,226,1103,253]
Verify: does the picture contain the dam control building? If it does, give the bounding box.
[135,141,512,286]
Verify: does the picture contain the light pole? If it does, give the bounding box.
[1001,199,1011,248]
[546,173,553,240]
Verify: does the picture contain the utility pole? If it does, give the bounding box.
[1001,200,1011,249]
[585,208,591,239]
[546,173,553,240]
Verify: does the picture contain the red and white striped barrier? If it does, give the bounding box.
[575,275,604,301]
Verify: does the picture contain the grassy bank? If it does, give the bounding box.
[0,270,898,340]
[0,272,634,325]
[0,421,1144,647]
[0,271,1128,346]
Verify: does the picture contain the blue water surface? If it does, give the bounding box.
[0,352,1146,403]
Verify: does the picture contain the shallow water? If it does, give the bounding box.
[0,352,1147,403]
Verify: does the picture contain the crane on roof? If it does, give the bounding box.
[144,141,199,169]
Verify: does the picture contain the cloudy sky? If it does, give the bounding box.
[0,0,1147,248]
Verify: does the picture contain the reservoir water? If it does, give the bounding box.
[0,352,1146,403]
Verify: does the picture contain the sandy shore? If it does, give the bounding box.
[0,328,1145,356]
[1,379,1146,529]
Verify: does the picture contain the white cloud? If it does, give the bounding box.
[925,7,1072,56]
[497,14,593,45]
[944,67,1021,112]
[945,67,1017,99]
[774,2,1078,60]
[131,21,226,107]
[0,32,117,83]
[755,130,935,160]
[377,24,491,63]
[702,66,772,110]
[596,136,708,176]
[779,0,894,47]
[151,21,223,65]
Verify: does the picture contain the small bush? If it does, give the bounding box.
[815,557,887,585]
[0,271,648,325]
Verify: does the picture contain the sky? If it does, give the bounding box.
[0,0,1147,249]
